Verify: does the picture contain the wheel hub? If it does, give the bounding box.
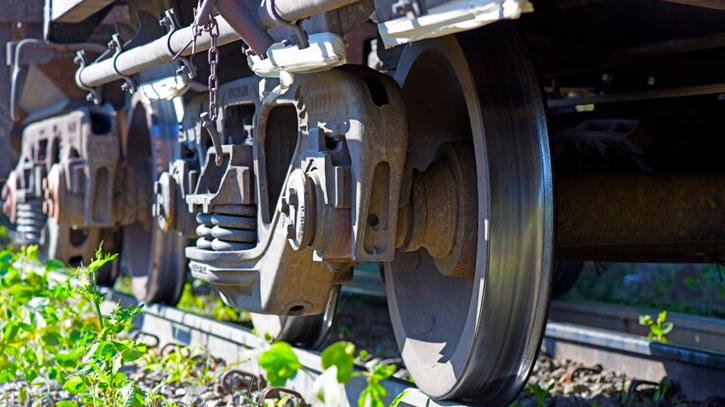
[385,24,554,406]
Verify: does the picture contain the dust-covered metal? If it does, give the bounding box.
[2,107,123,261]
[556,173,725,262]
[183,67,406,316]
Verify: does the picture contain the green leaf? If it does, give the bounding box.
[358,387,386,407]
[56,402,79,407]
[112,371,127,388]
[56,348,83,369]
[657,310,667,325]
[389,389,410,407]
[16,321,35,333]
[259,341,301,386]
[321,341,356,383]
[650,325,664,336]
[0,364,17,382]
[2,320,19,342]
[121,383,146,407]
[63,376,86,394]
[638,315,653,326]
[371,363,396,381]
[368,381,387,399]
[662,321,674,334]
[94,341,119,361]
[45,259,65,271]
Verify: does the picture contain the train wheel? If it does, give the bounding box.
[385,23,553,406]
[123,96,186,304]
[251,286,340,348]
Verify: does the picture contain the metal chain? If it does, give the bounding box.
[188,0,224,165]
[207,17,220,121]
[181,0,220,121]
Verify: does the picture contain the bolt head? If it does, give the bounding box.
[286,222,295,239]
[279,197,289,214]
[287,190,298,206]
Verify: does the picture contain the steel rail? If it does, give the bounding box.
[549,300,725,354]
[39,267,725,404]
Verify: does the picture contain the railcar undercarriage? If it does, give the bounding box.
[3,0,725,404]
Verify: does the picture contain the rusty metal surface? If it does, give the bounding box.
[1,106,124,268]
[556,172,725,261]
[183,67,406,316]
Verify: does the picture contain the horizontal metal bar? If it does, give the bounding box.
[655,0,725,11]
[556,173,725,261]
[76,0,362,90]
[273,0,362,23]
[613,32,725,57]
[77,17,243,89]
[547,83,725,107]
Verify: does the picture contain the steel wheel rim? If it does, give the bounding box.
[124,96,187,304]
[385,23,553,405]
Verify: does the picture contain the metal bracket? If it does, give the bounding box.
[260,0,309,48]
[109,33,136,94]
[73,50,102,104]
[160,8,197,80]
[391,0,424,19]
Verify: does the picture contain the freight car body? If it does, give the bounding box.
[3,0,725,405]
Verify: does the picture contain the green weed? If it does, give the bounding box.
[638,310,674,343]
[525,382,554,407]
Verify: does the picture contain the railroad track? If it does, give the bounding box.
[44,268,725,405]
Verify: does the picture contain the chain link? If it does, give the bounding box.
[207,18,220,121]
[183,0,220,122]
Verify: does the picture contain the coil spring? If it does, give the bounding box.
[15,199,46,245]
[196,204,258,251]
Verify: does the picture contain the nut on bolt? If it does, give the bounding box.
[279,169,315,250]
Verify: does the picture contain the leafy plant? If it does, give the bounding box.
[259,341,301,386]
[653,377,672,402]
[60,246,150,406]
[638,310,674,343]
[259,340,405,407]
[525,382,554,407]
[0,244,408,407]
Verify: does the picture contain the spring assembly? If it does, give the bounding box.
[15,199,46,245]
[196,204,258,251]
